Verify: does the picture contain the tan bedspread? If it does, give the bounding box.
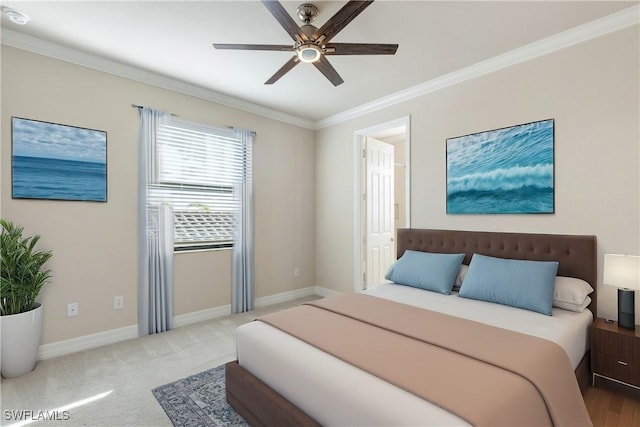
[258,293,592,427]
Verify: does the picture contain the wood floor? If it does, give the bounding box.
[584,377,640,427]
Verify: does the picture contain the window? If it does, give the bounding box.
[149,117,250,251]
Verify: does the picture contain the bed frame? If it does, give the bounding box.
[226,228,597,427]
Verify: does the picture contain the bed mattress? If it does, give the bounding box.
[236,285,592,426]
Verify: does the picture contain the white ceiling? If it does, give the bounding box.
[1,1,637,125]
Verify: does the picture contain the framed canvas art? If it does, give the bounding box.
[12,117,107,202]
[446,119,554,214]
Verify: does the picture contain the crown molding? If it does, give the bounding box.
[1,29,316,130]
[2,4,637,131]
[315,4,639,129]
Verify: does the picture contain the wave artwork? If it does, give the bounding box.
[446,119,554,214]
[12,117,107,202]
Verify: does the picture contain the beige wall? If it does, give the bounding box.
[1,46,315,345]
[2,23,638,346]
[315,26,640,321]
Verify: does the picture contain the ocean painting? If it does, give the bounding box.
[12,117,107,202]
[446,119,554,214]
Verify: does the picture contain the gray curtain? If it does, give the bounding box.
[137,107,174,335]
[232,128,254,313]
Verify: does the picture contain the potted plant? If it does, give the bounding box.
[0,219,52,378]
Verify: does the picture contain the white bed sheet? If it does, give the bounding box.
[365,284,593,369]
[236,285,593,427]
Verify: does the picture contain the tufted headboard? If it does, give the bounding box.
[396,229,597,315]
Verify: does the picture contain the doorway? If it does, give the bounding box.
[353,116,411,291]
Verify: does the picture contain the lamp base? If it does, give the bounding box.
[618,288,636,330]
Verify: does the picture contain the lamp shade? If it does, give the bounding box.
[603,254,640,290]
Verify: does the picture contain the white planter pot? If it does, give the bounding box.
[1,303,43,378]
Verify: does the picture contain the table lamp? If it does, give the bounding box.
[603,254,640,330]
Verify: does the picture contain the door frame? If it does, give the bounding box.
[353,116,411,292]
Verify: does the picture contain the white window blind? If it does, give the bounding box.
[149,117,249,250]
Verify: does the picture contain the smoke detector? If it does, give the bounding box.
[2,6,30,25]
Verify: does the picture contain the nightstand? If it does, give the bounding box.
[591,317,640,390]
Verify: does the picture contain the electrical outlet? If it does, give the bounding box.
[294,268,300,278]
[67,302,78,317]
[113,296,124,310]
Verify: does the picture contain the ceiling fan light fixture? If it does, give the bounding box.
[297,43,322,63]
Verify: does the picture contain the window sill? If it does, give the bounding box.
[174,247,232,254]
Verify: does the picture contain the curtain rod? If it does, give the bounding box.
[132,104,255,135]
[131,104,178,116]
[231,126,258,136]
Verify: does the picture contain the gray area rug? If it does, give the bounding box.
[152,365,250,427]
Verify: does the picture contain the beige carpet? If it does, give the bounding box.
[0,296,319,426]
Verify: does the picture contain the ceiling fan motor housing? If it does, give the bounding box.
[296,17,323,63]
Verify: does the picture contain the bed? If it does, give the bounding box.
[226,228,597,427]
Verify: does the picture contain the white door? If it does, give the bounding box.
[364,137,395,289]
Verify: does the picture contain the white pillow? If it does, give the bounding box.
[553,296,591,313]
[553,276,593,305]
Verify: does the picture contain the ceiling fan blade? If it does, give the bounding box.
[261,0,308,42]
[313,0,374,42]
[213,43,293,52]
[265,56,300,85]
[313,56,344,86]
[324,43,398,55]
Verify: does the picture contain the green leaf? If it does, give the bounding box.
[0,219,53,315]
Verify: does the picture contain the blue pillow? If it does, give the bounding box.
[458,254,558,315]
[388,250,465,294]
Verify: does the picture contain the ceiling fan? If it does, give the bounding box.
[213,0,398,86]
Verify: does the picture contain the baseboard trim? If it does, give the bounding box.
[313,286,342,298]
[173,304,232,329]
[37,286,336,360]
[254,286,316,308]
[38,324,139,361]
